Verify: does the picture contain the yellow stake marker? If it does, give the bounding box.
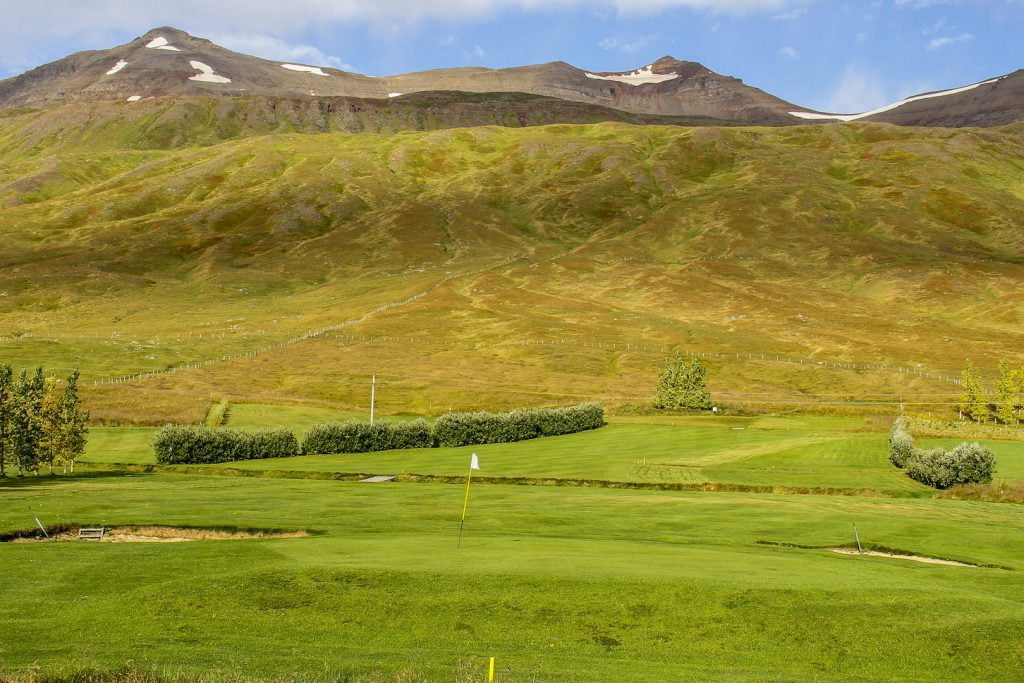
[488,656,495,682]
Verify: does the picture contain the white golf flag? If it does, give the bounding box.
[470,453,480,470]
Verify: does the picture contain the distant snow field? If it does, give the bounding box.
[106,60,128,75]
[145,37,181,52]
[188,61,231,84]
[126,95,142,102]
[584,65,678,86]
[388,92,403,98]
[281,64,328,76]
[790,76,1005,122]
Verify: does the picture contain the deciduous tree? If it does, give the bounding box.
[11,367,45,475]
[0,364,12,478]
[60,370,89,472]
[654,355,712,410]
[959,359,985,422]
[995,359,1021,426]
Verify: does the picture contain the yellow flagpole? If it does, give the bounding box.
[458,456,476,548]
[461,468,474,521]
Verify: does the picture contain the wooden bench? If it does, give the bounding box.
[78,527,106,540]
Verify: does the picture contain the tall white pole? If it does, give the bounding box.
[370,374,376,425]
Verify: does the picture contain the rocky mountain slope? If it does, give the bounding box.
[790,71,1024,128]
[0,27,801,125]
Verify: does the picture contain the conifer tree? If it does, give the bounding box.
[959,359,986,422]
[0,364,12,478]
[995,360,1020,426]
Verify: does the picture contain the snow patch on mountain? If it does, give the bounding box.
[188,61,231,84]
[106,60,128,75]
[584,65,678,86]
[281,64,328,76]
[790,76,1006,122]
[126,95,141,102]
[146,37,181,52]
[388,92,403,98]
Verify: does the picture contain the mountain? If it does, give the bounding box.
[0,27,801,125]
[789,71,1024,128]
[4,27,1020,128]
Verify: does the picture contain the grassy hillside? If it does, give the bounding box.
[1,108,1023,422]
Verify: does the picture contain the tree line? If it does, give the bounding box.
[0,365,89,477]
[960,359,1024,424]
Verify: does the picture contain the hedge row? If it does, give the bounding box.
[152,404,606,463]
[302,419,432,455]
[432,403,606,447]
[887,417,994,489]
[154,425,299,464]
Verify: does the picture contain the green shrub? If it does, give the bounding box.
[905,442,995,489]
[153,425,299,464]
[302,419,432,455]
[888,416,915,468]
[433,403,605,448]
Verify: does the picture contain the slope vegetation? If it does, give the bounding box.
[1,110,1022,421]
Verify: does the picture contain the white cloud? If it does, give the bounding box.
[0,0,807,76]
[927,33,973,50]
[462,45,487,61]
[772,7,806,20]
[823,64,890,114]
[778,45,800,60]
[599,35,657,52]
[210,33,354,70]
[0,0,803,40]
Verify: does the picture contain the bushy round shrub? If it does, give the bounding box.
[905,442,995,489]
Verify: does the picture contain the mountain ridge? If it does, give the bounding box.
[0,27,799,125]
[3,27,1020,128]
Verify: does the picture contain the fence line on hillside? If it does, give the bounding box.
[92,322,966,390]
[88,254,530,388]
[90,281,447,387]
[314,332,966,386]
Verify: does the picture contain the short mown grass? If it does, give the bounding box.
[1,472,1023,680]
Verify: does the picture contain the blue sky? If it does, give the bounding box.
[1,1,1021,113]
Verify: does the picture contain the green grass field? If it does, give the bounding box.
[2,470,1024,680]
[81,407,1024,492]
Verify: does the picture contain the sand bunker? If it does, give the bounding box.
[5,526,310,543]
[828,548,978,567]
